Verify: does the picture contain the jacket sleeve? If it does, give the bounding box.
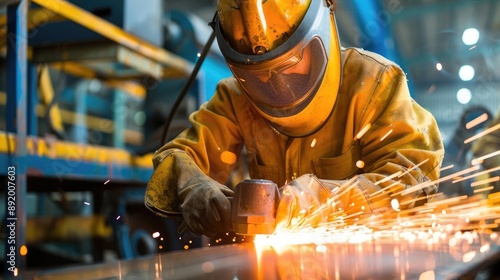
[145,79,245,215]
[352,62,444,208]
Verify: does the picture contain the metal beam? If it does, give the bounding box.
[5,0,28,275]
[30,0,193,77]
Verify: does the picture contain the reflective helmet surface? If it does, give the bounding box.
[216,0,341,137]
[217,0,311,55]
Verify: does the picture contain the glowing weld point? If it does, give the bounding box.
[116,216,121,220]
[311,138,317,148]
[152,232,160,238]
[84,202,90,205]
[104,180,110,185]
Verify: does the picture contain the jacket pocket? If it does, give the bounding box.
[247,152,279,184]
[313,145,361,180]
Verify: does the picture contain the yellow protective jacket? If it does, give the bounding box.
[146,47,444,215]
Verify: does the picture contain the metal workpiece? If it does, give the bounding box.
[231,179,280,235]
[30,235,500,279]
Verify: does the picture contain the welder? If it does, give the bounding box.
[145,0,444,237]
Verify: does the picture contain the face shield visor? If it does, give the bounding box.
[215,0,332,119]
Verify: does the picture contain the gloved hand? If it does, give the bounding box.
[145,149,234,237]
[179,178,234,237]
[275,174,380,231]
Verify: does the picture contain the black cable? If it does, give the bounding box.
[160,29,216,145]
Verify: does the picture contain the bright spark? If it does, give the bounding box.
[466,113,489,129]
[355,123,371,141]
[471,176,500,187]
[464,123,500,144]
[471,151,500,165]
[311,138,317,148]
[380,129,393,142]
[440,164,454,171]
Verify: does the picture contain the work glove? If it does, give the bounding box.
[275,174,382,231]
[145,150,234,237]
[179,177,234,237]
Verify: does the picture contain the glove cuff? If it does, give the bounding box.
[145,149,194,217]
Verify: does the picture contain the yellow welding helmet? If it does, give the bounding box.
[215,0,341,137]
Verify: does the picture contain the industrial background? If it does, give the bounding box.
[0,0,499,278]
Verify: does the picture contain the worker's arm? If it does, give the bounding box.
[346,59,444,209]
[145,80,245,236]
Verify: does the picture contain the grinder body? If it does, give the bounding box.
[231,179,280,235]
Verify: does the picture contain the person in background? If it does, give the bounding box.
[471,105,500,195]
[439,106,492,197]
[145,0,444,237]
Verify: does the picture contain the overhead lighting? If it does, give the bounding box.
[462,28,480,45]
[436,63,443,71]
[459,65,475,81]
[457,88,472,104]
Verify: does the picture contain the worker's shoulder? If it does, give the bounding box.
[212,76,254,109]
[342,47,404,74]
[215,76,248,102]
